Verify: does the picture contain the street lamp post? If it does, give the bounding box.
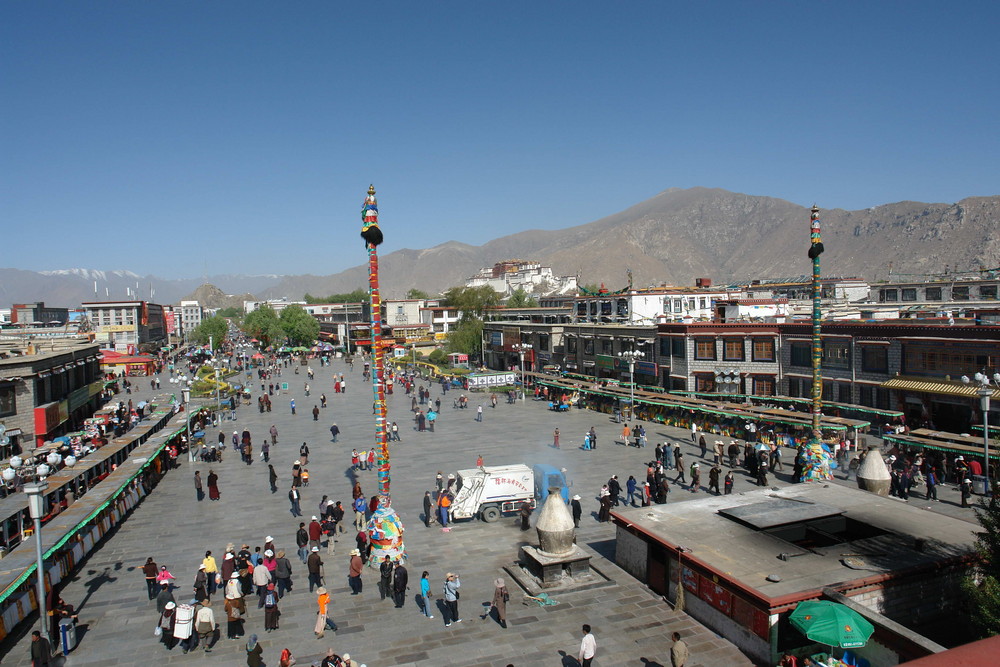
[963,372,1000,494]
[620,349,644,422]
[170,374,194,460]
[23,481,49,645]
[512,343,532,403]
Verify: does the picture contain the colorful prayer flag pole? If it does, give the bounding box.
[361,184,406,562]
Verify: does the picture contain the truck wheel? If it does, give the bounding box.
[481,506,500,523]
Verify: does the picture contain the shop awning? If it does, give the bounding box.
[881,377,1000,400]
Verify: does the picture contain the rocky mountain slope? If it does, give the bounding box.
[260,188,1000,298]
[180,284,256,311]
[4,188,997,305]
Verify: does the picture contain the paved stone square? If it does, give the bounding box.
[3,358,979,666]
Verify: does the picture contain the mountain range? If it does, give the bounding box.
[3,188,998,307]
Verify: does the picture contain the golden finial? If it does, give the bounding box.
[368,184,376,196]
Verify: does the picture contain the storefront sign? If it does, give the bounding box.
[100,324,136,333]
[34,400,69,434]
[467,372,516,388]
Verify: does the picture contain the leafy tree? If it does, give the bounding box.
[243,305,285,347]
[580,282,600,294]
[446,318,484,356]
[305,289,368,304]
[191,316,228,349]
[506,288,538,308]
[216,306,242,318]
[428,348,446,364]
[406,288,430,299]
[279,304,321,346]
[441,285,500,321]
[963,495,1000,637]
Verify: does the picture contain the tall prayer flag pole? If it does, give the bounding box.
[360,184,405,562]
[801,204,833,482]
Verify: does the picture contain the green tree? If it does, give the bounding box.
[279,304,321,346]
[963,495,1000,637]
[305,289,369,304]
[428,348,446,364]
[216,306,242,318]
[243,305,285,347]
[446,318,484,356]
[406,288,430,299]
[191,316,228,349]
[441,285,500,321]
[506,288,538,308]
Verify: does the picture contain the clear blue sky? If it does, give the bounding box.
[3,1,998,278]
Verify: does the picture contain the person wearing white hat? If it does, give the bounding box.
[571,495,582,527]
[307,546,324,592]
[194,563,209,601]
[158,600,177,649]
[348,549,363,594]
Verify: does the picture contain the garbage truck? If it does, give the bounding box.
[449,463,570,522]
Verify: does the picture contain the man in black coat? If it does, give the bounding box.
[379,556,394,601]
[571,495,582,527]
[608,476,622,507]
[392,563,408,608]
[423,491,433,527]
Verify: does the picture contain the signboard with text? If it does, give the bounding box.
[467,372,516,388]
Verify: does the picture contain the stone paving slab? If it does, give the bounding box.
[3,357,972,666]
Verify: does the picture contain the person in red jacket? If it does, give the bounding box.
[308,517,323,551]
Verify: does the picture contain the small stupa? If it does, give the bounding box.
[856,445,891,496]
[512,490,602,592]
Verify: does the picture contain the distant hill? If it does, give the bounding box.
[4,188,998,305]
[0,270,279,308]
[181,284,256,311]
[260,188,1000,297]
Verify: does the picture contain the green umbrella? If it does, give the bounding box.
[789,600,874,649]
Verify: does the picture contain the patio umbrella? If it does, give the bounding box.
[756,443,770,451]
[789,600,874,649]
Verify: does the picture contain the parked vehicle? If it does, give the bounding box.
[449,464,570,522]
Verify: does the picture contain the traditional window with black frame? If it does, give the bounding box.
[723,339,745,362]
[822,341,851,370]
[752,377,775,396]
[752,338,775,362]
[790,343,811,368]
[672,338,685,358]
[0,385,16,418]
[694,338,716,361]
[860,346,888,373]
[694,374,716,392]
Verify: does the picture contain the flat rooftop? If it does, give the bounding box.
[612,484,979,602]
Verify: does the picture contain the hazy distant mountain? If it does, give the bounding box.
[0,270,282,307]
[261,188,1000,297]
[4,188,998,306]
